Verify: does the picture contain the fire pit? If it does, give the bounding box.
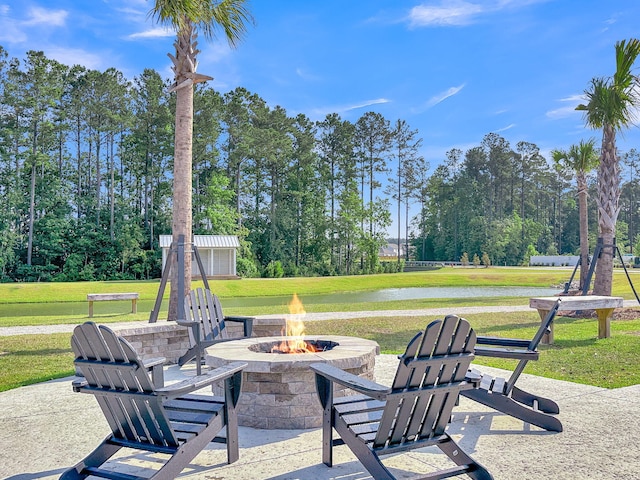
[205,335,379,429]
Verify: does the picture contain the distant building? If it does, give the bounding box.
[529,255,579,266]
[380,243,406,259]
[159,235,240,278]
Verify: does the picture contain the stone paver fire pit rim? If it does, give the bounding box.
[205,334,380,373]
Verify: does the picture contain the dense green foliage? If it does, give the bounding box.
[415,138,640,266]
[2,47,640,282]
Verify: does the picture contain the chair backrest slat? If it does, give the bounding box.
[72,322,178,448]
[374,315,476,448]
[209,291,229,340]
[184,288,227,344]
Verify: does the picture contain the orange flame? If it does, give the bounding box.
[271,293,318,353]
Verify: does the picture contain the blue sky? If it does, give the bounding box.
[2,0,640,234]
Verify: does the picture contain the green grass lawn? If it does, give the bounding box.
[1,267,639,392]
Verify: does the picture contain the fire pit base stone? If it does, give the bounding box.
[206,335,379,429]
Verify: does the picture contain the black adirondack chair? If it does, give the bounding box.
[461,298,563,432]
[62,321,246,480]
[178,288,254,372]
[310,315,493,480]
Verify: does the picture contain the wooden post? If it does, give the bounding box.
[535,309,553,344]
[596,308,615,339]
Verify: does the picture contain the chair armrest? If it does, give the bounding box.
[474,346,540,361]
[224,316,254,336]
[476,336,531,348]
[143,357,166,368]
[224,316,254,322]
[143,357,166,388]
[157,361,247,397]
[310,362,390,400]
[176,320,198,328]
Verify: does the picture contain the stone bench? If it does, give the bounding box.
[87,293,139,318]
[529,295,624,343]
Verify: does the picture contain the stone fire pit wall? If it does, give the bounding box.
[112,317,289,365]
[206,335,379,430]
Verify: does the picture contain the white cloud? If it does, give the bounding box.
[0,5,67,44]
[407,0,548,27]
[0,21,26,43]
[495,123,516,132]
[546,94,584,119]
[344,98,390,111]
[23,7,68,27]
[46,47,104,70]
[295,68,321,82]
[308,98,391,119]
[127,27,174,39]
[424,83,465,110]
[408,1,484,27]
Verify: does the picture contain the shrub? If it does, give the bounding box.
[262,260,284,278]
[236,257,259,278]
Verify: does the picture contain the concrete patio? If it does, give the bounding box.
[1,354,639,480]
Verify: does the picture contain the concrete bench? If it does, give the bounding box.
[87,293,139,318]
[529,295,624,343]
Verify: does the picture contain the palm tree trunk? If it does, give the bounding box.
[593,125,620,296]
[168,29,195,320]
[577,174,589,290]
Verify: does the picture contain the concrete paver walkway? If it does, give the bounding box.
[1,355,639,479]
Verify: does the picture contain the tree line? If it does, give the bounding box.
[1,47,638,282]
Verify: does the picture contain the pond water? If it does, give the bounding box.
[222,286,561,307]
[0,286,560,317]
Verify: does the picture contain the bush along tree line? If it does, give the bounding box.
[1,46,640,282]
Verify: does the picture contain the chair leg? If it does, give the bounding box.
[462,389,563,432]
[177,346,197,367]
[510,385,560,414]
[152,416,227,480]
[437,435,493,480]
[59,437,122,480]
[333,419,395,480]
[224,379,240,464]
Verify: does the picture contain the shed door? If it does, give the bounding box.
[212,249,231,275]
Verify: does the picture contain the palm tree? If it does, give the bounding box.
[576,38,640,296]
[149,0,253,319]
[552,139,598,291]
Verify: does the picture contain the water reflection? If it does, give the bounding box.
[222,286,560,307]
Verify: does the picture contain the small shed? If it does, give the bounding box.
[159,235,240,278]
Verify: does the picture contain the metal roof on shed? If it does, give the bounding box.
[159,235,240,249]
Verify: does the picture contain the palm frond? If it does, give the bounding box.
[149,0,254,46]
[614,38,640,90]
[203,0,254,45]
